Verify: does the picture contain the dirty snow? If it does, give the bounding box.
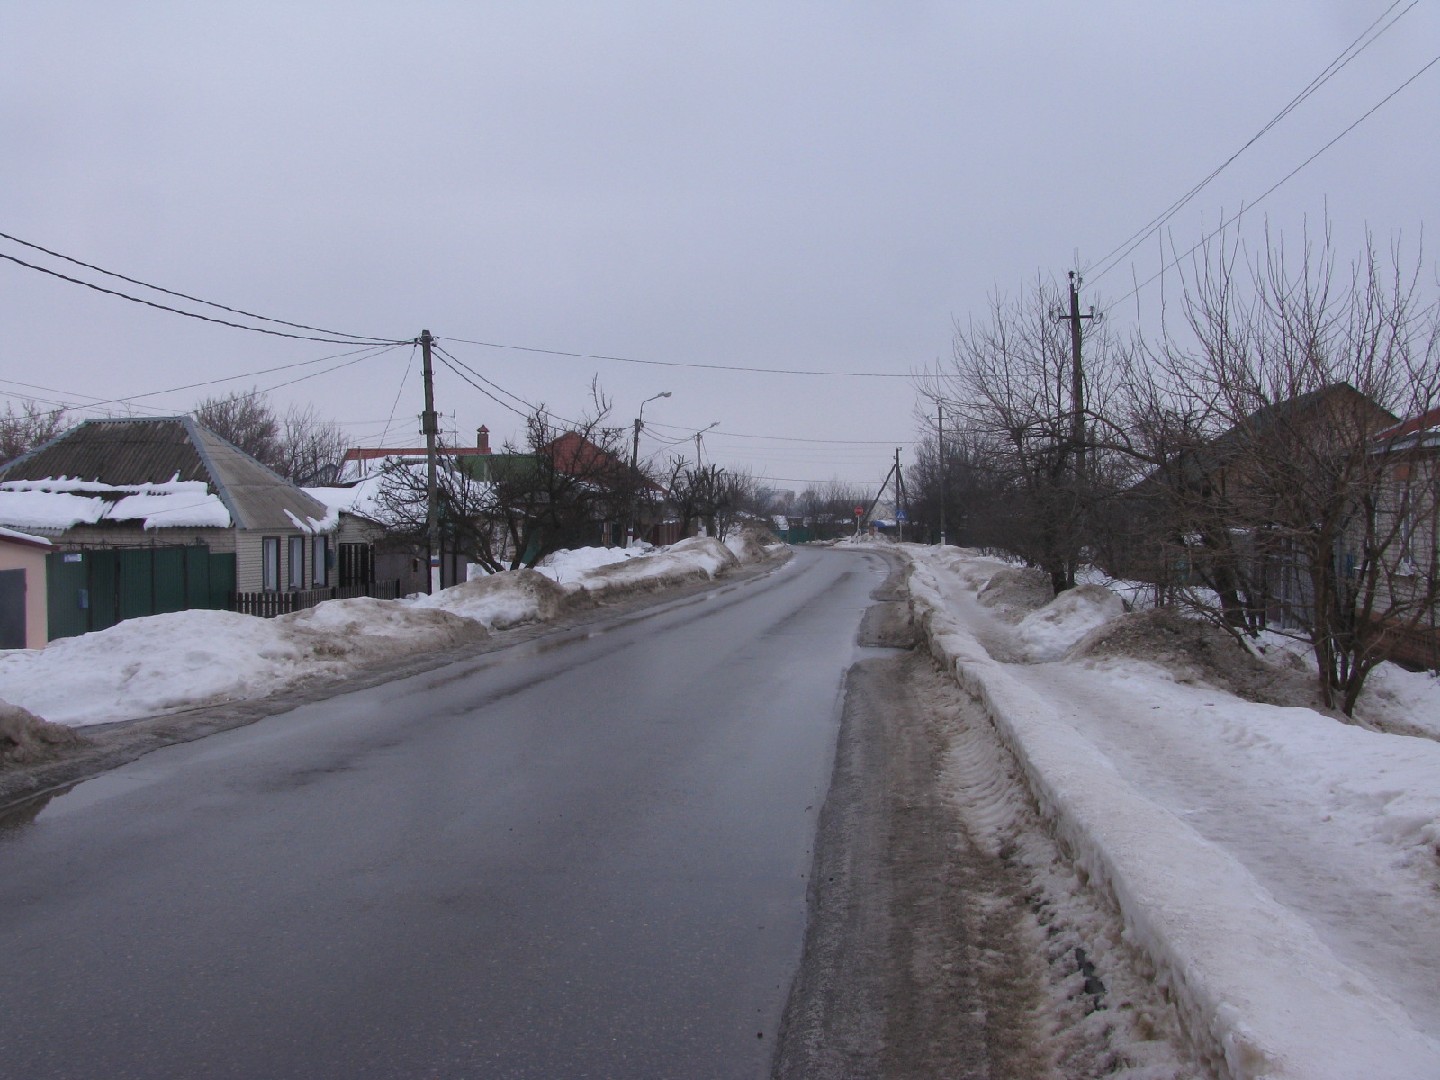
[0,538,776,729]
[902,543,1440,1080]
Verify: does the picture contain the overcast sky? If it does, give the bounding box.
[3,2,1437,493]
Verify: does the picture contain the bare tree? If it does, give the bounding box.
[0,401,67,464]
[277,403,349,485]
[193,388,347,483]
[374,389,648,573]
[194,388,281,468]
[1141,225,1440,713]
[666,459,754,538]
[930,278,1126,591]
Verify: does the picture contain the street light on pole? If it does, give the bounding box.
[627,391,671,547]
[694,421,720,467]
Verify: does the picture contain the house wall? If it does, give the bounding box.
[235,528,334,592]
[0,540,50,647]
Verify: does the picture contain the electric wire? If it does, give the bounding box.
[645,418,915,445]
[1102,49,1440,318]
[445,336,917,379]
[379,345,418,446]
[0,250,408,346]
[0,230,400,344]
[1086,0,1417,286]
[431,351,534,422]
[432,345,545,418]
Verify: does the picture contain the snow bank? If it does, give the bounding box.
[534,545,642,584]
[571,536,741,595]
[0,538,781,731]
[904,549,1440,1079]
[1015,583,1124,661]
[0,606,486,727]
[0,699,82,763]
[414,568,577,629]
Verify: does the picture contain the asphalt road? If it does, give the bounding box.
[0,547,890,1079]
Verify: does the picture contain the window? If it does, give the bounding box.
[262,537,281,592]
[288,536,305,589]
[311,536,328,587]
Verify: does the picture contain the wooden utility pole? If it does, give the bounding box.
[419,329,439,593]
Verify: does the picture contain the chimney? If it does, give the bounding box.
[477,426,491,454]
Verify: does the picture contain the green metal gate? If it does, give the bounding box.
[46,546,236,640]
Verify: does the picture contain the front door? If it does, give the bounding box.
[0,568,27,649]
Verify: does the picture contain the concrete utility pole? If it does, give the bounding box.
[937,403,946,547]
[627,391,670,547]
[419,329,439,594]
[1058,271,1095,486]
[894,446,907,544]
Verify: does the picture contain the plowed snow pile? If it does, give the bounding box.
[0,700,82,763]
[900,543,1440,1080]
[414,568,577,629]
[574,536,739,595]
[976,565,1052,618]
[0,538,776,731]
[1015,583,1123,661]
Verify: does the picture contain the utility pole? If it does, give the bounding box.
[937,403,946,547]
[419,329,439,593]
[1058,271,1095,485]
[895,446,907,544]
[626,391,671,547]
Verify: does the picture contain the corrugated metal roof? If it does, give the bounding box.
[0,417,332,532]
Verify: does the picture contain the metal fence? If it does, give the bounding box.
[231,579,403,618]
[47,546,235,641]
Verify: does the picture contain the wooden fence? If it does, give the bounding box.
[231,579,403,619]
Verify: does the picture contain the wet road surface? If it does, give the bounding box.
[0,547,889,1079]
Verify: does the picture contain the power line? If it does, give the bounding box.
[1087,0,1417,286]
[431,351,534,422]
[1102,49,1440,317]
[445,336,919,379]
[0,344,404,423]
[645,419,915,445]
[0,230,400,344]
[379,346,418,446]
[432,345,544,418]
[0,249,408,346]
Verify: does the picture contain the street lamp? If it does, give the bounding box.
[693,421,720,467]
[627,391,671,547]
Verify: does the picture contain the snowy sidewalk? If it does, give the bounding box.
[904,546,1440,1080]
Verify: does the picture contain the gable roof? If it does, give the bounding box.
[0,417,333,533]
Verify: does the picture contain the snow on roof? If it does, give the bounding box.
[0,525,51,547]
[304,474,388,520]
[0,478,231,531]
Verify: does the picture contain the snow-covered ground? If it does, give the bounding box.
[0,536,775,730]
[901,543,1440,1080]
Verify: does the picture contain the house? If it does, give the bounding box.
[1113,384,1397,608]
[0,417,339,635]
[0,527,51,648]
[339,426,494,481]
[303,473,430,597]
[1370,405,1440,668]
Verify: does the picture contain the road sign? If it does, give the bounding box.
[896,509,907,522]
[854,506,864,517]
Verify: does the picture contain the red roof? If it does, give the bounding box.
[1376,406,1440,442]
[342,446,491,462]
